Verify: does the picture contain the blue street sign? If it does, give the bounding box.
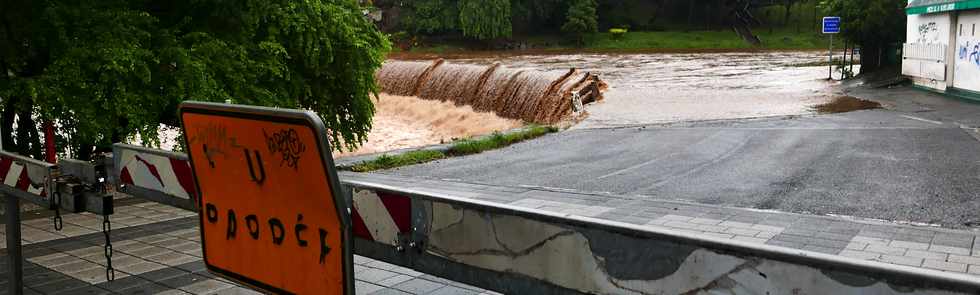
[823,17,841,34]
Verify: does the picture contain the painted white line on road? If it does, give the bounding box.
[901,115,943,125]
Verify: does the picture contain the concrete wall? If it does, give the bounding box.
[954,11,980,93]
[908,13,952,44]
[905,13,954,91]
[345,181,980,295]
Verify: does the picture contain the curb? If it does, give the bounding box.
[334,125,551,168]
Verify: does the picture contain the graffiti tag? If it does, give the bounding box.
[263,128,306,170]
[188,123,242,168]
[917,22,939,43]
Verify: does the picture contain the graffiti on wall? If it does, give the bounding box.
[954,32,980,92]
[917,22,940,43]
[960,41,980,68]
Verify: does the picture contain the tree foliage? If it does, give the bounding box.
[562,0,599,44]
[459,0,512,40]
[0,0,390,159]
[402,0,459,34]
[822,0,905,71]
[511,0,565,34]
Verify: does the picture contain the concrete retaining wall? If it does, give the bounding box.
[344,179,980,295]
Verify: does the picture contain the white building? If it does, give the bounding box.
[903,0,980,100]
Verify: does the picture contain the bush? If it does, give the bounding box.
[609,28,628,39]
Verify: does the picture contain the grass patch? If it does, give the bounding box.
[346,125,558,172]
[583,30,825,50]
[813,96,882,114]
[395,30,827,57]
[449,125,558,156]
[349,150,446,172]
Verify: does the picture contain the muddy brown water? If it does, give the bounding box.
[427,51,842,128]
[376,60,602,124]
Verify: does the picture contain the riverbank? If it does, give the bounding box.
[395,29,826,58]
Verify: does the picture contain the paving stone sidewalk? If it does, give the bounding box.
[0,200,495,295]
[346,172,980,276]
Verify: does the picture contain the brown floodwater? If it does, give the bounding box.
[432,51,842,128]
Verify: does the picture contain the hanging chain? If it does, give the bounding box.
[102,214,114,282]
[52,191,63,231]
[96,163,115,283]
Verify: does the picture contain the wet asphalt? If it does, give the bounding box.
[387,108,980,229]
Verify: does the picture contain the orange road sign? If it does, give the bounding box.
[179,102,352,294]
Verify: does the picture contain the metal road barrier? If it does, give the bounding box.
[9,144,980,294]
[1,151,56,294]
[112,144,197,211]
[1,151,115,295]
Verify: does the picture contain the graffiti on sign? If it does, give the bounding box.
[180,102,351,294]
[187,123,242,168]
[263,128,306,170]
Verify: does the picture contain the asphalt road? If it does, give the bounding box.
[387,109,980,228]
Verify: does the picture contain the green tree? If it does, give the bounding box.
[562,0,598,45]
[0,0,390,159]
[822,0,905,72]
[511,0,565,34]
[403,0,459,34]
[459,0,512,41]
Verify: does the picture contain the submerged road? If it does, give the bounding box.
[387,108,980,228]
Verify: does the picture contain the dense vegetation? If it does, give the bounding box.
[822,0,907,72]
[377,0,827,47]
[0,0,390,159]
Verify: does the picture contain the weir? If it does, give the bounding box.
[376,60,606,124]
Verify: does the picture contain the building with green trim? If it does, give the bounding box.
[903,0,980,100]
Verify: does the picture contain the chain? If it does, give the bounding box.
[102,214,114,282]
[52,191,63,231]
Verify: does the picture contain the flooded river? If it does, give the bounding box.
[446,51,839,128]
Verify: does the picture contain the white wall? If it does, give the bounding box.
[954,11,980,93]
[905,13,953,90]
[908,13,951,45]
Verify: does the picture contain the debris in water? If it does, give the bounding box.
[376,60,607,124]
[812,96,881,114]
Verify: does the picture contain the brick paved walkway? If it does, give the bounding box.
[346,172,980,276]
[0,201,495,294]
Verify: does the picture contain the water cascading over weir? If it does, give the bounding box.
[375,59,606,124]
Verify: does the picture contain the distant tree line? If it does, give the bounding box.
[380,0,598,41]
[374,0,825,41]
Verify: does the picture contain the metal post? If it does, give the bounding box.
[5,194,23,295]
[842,41,848,78]
[828,34,834,80]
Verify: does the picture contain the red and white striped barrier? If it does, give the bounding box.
[0,153,51,197]
[351,189,411,246]
[114,145,196,202]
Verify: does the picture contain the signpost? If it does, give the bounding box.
[823,17,841,80]
[180,102,353,294]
